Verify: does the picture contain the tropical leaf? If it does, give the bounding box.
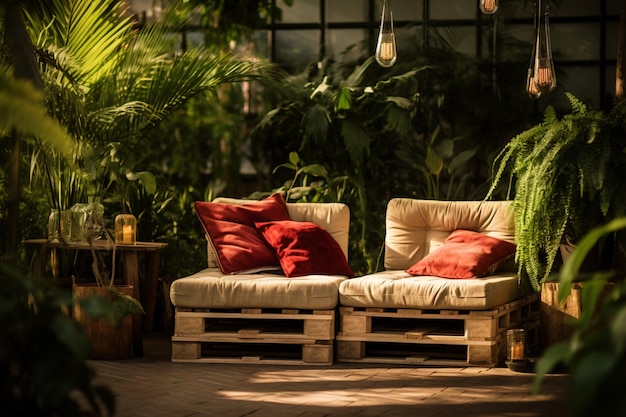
[302,104,330,144]
[335,86,353,111]
[341,116,370,163]
[24,0,133,85]
[22,0,262,211]
[425,146,444,176]
[0,69,73,155]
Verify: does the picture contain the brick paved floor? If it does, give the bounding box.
[86,333,570,417]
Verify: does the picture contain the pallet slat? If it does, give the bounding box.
[172,306,336,365]
[336,294,540,366]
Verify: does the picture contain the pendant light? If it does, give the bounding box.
[480,0,499,14]
[527,0,556,98]
[375,0,397,67]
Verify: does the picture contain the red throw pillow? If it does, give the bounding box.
[194,194,291,274]
[255,220,354,278]
[406,229,516,279]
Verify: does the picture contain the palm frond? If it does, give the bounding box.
[24,0,133,85]
[0,68,73,156]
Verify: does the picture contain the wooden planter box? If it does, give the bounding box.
[336,293,540,366]
[73,284,134,360]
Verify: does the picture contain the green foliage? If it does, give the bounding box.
[533,218,626,417]
[20,0,261,220]
[486,93,626,291]
[77,287,145,328]
[1,0,266,278]
[0,68,72,153]
[252,57,424,273]
[183,0,294,50]
[271,151,330,201]
[251,28,534,273]
[0,262,115,417]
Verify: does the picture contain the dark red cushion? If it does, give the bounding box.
[405,229,516,279]
[255,220,354,278]
[194,194,290,274]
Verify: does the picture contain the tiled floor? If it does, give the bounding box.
[86,333,570,417]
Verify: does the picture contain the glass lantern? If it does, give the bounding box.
[506,329,527,362]
[114,214,137,244]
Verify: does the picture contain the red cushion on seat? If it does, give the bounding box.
[194,194,290,274]
[406,229,516,279]
[255,220,354,278]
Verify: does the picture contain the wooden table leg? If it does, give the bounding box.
[121,250,143,357]
[142,251,161,332]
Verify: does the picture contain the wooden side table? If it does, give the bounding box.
[24,239,167,356]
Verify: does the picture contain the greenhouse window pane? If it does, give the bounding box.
[328,0,367,23]
[275,30,320,66]
[552,23,600,61]
[328,29,368,59]
[281,0,320,23]
[606,22,619,61]
[551,2,600,17]
[449,26,477,56]
[506,24,535,45]
[430,0,475,20]
[373,0,423,22]
[559,66,600,108]
[605,0,621,15]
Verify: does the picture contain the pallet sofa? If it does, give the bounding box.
[336,198,539,366]
[169,195,539,366]
[169,194,352,365]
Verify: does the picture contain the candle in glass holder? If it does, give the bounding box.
[510,341,525,360]
[115,214,137,244]
[122,225,133,243]
[507,329,526,362]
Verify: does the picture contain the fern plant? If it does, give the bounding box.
[487,93,626,292]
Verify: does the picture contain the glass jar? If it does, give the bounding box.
[114,214,137,244]
[47,209,61,242]
[507,329,526,362]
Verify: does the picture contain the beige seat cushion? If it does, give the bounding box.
[171,269,347,310]
[339,198,529,310]
[339,270,529,310]
[172,199,351,310]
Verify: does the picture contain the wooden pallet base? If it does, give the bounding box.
[336,294,540,366]
[171,307,336,365]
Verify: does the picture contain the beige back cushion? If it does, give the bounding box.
[204,198,350,268]
[384,198,515,271]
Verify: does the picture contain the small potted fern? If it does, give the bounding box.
[486,93,626,293]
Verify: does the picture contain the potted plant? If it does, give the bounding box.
[486,92,626,293]
[71,233,145,359]
[533,217,626,417]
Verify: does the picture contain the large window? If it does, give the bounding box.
[263,0,620,109]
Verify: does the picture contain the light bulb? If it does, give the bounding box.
[376,33,396,68]
[480,0,499,14]
[375,0,396,68]
[528,3,556,98]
